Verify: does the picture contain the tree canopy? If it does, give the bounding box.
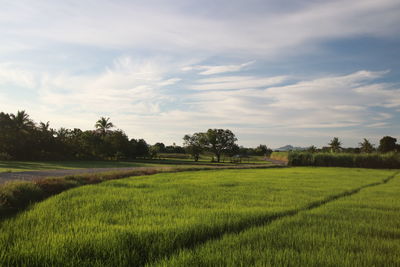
[0,111,148,160]
[379,136,397,153]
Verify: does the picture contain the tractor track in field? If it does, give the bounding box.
[148,171,399,267]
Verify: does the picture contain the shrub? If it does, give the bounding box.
[288,152,400,169]
[0,152,13,160]
[0,181,44,212]
[270,152,289,162]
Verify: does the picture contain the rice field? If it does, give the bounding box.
[0,167,398,266]
[157,171,400,267]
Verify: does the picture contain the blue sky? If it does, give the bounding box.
[0,0,399,148]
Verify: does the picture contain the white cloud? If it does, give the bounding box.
[1,1,399,56]
[0,64,36,88]
[185,70,398,132]
[183,61,255,75]
[366,122,390,128]
[1,64,398,146]
[190,75,287,90]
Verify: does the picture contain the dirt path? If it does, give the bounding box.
[0,167,155,184]
[0,160,287,185]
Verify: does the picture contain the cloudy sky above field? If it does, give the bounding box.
[1,0,400,148]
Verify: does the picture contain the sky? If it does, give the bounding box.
[0,0,399,148]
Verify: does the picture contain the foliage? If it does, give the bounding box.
[0,111,149,160]
[204,129,238,162]
[183,129,238,162]
[0,181,43,213]
[95,117,114,135]
[329,137,342,153]
[288,152,400,168]
[270,151,289,162]
[359,138,374,153]
[183,133,207,161]
[379,136,397,153]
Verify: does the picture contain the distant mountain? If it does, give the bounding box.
[275,145,307,151]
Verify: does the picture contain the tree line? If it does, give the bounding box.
[0,110,272,162]
[0,111,149,160]
[305,137,400,154]
[183,129,272,162]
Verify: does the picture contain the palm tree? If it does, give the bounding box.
[39,121,50,132]
[10,110,34,132]
[359,138,374,153]
[329,137,342,153]
[95,117,114,134]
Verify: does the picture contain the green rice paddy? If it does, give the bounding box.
[0,167,398,266]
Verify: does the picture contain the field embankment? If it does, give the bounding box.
[157,171,400,266]
[0,167,396,266]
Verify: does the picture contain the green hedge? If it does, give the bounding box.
[288,152,400,169]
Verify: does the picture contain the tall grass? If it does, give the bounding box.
[0,168,394,266]
[0,165,276,218]
[270,152,289,162]
[156,172,400,267]
[289,152,400,168]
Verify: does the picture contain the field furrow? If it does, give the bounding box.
[155,172,400,267]
[0,168,396,266]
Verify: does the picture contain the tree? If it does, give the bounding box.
[254,144,272,157]
[153,142,166,153]
[307,145,317,153]
[149,145,159,159]
[95,117,114,135]
[205,129,237,162]
[10,110,35,133]
[379,136,397,153]
[183,133,207,161]
[359,138,374,153]
[329,137,342,153]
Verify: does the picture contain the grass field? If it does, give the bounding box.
[158,171,400,267]
[0,156,272,173]
[0,167,397,266]
[0,160,168,172]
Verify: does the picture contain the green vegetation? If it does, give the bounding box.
[157,171,400,267]
[270,151,289,162]
[0,160,166,172]
[0,167,396,266]
[288,152,400,168]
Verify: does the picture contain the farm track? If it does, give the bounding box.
[0,164,286,185]
[149,171,400,266]
[0,167,160,184]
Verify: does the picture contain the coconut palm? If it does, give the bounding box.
[39,121,50,132]
[95,117,114,134]
[329,137,342,153]
[10,110,35,132]
[359,138,374,153]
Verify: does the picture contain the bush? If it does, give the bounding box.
[0,181,44,211]
[0,152,13,160]
[270,152,289,162]
[288,152,400,169]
